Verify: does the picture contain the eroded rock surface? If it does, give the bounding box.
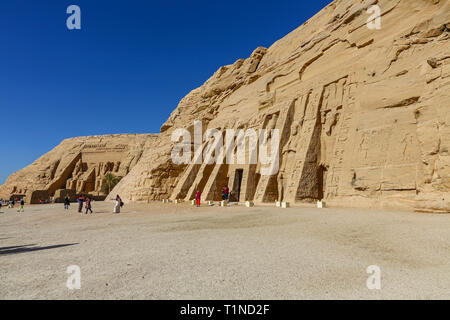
[111,0,450,212]
[0,134,157,203]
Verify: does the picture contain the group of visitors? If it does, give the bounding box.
[0,198,25,212]
[194,186,230,207]
[63,194,123,214]
[1,194,124,215]
[2,184,231,214]
[74,195,94,214]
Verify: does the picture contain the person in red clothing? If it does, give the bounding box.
[85,197,93,214]
[77,196,84,213]
[195,190,201,207]
[222,186,229,201]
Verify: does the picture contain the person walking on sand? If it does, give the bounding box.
[195,190,201,207]
[85,197,93,214]
[64,196,70,210]
[222,186,229,201]
[17,198,25,213]
[77,195,84,213]
[10,199,15,209]
[114,195,122,213]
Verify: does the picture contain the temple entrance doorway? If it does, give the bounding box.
[231,169,243,202]
[317,165,327,200]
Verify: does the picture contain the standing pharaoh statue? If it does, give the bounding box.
[277,121,300,202]
[256,112,279,175]
[265,113,279,142]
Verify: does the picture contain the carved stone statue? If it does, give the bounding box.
[277,121,300,202]
[265,113,279,141]
[74,159,83,176]
[114,161,121,172]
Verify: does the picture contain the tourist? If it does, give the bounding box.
[195,190,201,207]
[17,198,25,213]
[222,186,229,201]
[0,199,2,212]
[114,195,122,213]
[85,197,93,214]
[64,196,70,210]
[10,199,15,208]
[77,196,84,213]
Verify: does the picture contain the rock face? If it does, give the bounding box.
[110,0,450,212]
[0,134,157,203]
[2,0,449,212]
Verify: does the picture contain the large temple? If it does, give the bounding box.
[110,0,450,213]
[1,0,449,212]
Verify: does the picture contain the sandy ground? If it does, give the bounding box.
[1,200,450,300]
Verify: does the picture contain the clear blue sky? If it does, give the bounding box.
[0,0,332,184]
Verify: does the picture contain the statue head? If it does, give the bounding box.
[291,121,300,136]
[266,112,278,121]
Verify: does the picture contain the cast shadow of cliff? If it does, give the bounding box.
[0,243,78,256]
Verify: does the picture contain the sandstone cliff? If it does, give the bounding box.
[110,0,450,212]
[0,134,157,203]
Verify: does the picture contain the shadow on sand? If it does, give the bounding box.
[0,243,78,255]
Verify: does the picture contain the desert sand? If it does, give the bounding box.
[1,201,450,300]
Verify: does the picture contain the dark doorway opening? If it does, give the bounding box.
[317,165,327,200]
[232,169,244,202]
